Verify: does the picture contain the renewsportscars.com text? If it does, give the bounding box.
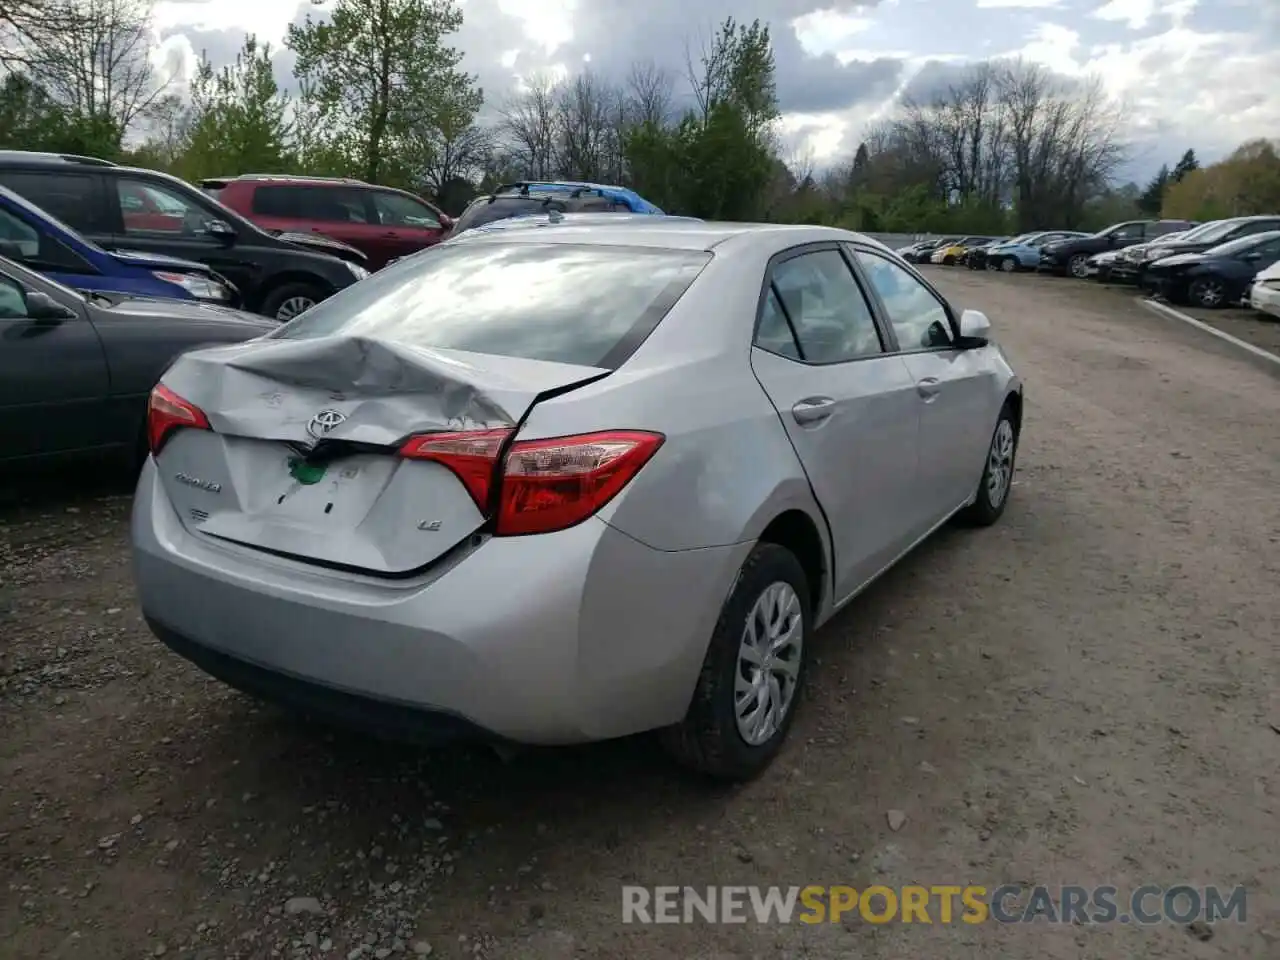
[621,884,1247,925]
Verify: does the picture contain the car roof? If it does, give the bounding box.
[447,215,880,253]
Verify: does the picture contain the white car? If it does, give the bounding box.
[1245,260,1280,320]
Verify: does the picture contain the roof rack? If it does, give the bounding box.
[0,150,117,167]
[225,173,368,185]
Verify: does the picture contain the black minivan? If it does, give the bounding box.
[0,151,368,320]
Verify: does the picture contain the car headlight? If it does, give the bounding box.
[153,271,232,302]
[1145,248,1172,262]
[345,261,371,280]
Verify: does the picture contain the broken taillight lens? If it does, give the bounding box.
[147,384,210,454]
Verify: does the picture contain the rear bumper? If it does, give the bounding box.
[131,461,748,745]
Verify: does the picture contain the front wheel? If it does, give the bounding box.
[661,543,811,781]
[956,406,1019,528]
[260,282,328,322]
[942,255,956,266]
[1000,257,1018,273]
[1069,254,1091,279]
[1188,277,1227,309]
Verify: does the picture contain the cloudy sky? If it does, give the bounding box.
[150,0,1279,183]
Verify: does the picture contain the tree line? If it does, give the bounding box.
[2,0,1278,231]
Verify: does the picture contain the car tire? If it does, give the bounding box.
[661,542,812,782]
[1068,254,1090,279]
[1000,257,1017,273]
[1188,278,1227,309]
[260,281,328,322]
[942,255,956,266]
[956,403,1019,528]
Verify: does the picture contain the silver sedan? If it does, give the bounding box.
[131,218,1023,781]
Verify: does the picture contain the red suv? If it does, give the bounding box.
[201,175,452,270]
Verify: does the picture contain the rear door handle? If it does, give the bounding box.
[792,397,835,425]
[916,377,942,400]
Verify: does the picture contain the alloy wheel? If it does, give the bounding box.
[1000,257,1017,273]
[1192,279,1225,307]
[1070,255,1090,278]
[734,581,804,746]
[276,296,316,321]
[987,419,1015,508]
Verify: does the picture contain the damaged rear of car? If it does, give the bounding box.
[131,237,732,749]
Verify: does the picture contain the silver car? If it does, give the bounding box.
[131,219,1023,781]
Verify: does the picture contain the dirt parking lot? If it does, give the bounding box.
[3,270,1278,960]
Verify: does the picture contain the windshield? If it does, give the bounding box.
[1171,221,1223,242]
[1203,233,1279,257]
[1181,220,1240,245]
[274,241,711,368]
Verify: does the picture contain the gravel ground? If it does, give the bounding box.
[2,271,1278,959]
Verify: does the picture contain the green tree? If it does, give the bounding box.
[178,36,293,181]
[1171,148,1199,183]
[1137,163,1169,215]
[626,17,778,219]
[0,72,121,158]
[286,0,482,186]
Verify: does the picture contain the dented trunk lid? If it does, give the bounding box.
[153,335,608,574]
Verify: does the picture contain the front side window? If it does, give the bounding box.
[274,242,710,368]
[770,249,883,364]
[372,191,440,229]
[853,250,953,351]
[116,179,210,236]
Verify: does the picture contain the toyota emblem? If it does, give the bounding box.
[306,408,347,440]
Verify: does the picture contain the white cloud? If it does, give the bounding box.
[975,0,1062,8]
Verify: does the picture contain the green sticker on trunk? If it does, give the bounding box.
[288,458,327,485]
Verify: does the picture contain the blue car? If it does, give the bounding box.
[0,185,240,306]
[984,230,1091,272]
[495,181,664,215]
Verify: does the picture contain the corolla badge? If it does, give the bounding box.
[306,408,347,440]
[174,472,222,493]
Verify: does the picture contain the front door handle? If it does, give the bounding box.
[792,397,835,425]
[916,377,942,400]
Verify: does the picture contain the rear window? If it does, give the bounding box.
[273,242,711,368]
[452,196,565,234]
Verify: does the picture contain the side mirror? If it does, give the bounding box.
[205,219,235,242]
[957,308,991,346]
[26,290,77,322]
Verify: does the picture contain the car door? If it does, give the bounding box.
[368,190,446,267]
[104,175,258,296]
[0,268,111,460]
[849,245,993,526]
[748,244,922,601]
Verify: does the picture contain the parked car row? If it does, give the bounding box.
[1069,215,1280,310]
[0,151,668,322]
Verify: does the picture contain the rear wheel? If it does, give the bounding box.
[662,542,811,782]
[260,282,328,322]
[956,404,1018,527]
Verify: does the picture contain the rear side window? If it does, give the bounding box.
[274,242,711,368]
[0,172,100,232]
[0,207,92,272]
[253,185,369,222]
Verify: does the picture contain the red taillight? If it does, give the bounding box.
[397,428,664,536]
[496,431,664,536]
[398,429,513,507]
[147,384,210,454]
